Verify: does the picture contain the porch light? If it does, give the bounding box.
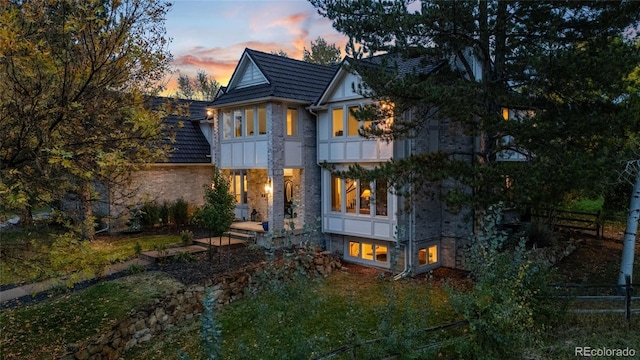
[264,182,272,193]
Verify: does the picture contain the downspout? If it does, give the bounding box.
[307,106,329,252]
[394,137,414,280]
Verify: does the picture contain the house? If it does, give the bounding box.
[210,48,477,274]
[108,97,215,231]
[210,49,336,233]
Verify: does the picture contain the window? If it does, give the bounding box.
[375,180,388,216]
[222,112,231,139]
[362,243,374,260]
[349,241,388,264]
[245,108,255,136]
[222,106,267,139]
[229,170,247,204]
[418,245,438,266]
[331,175,342,212]
[349,241,360,257]
[359,182,371,214]
[328,176,382,216]
[332,108,344,136]
[258,106,267,135]
[347,106,359,136]
[286,108,298,136]
[346,179,356,213]
[234,110,243,137]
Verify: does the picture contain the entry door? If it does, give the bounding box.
[284,180,293,217]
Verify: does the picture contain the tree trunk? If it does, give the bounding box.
[81,182,95,240]
[618,170,640,286]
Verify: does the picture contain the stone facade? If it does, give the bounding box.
[109,164,214,232]
[64,250,341,360]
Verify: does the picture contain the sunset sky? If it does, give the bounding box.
[163,0,350,95]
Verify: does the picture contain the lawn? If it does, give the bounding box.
[129,267,463,359]
[0,228,181,285]
[0,272,184,360]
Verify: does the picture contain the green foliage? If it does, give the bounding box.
[448,204,561,359]
[200,288,223,359]
[0,273,183,359]
[310,0,640,211]
[171,198,190,227]
[125,263,147,275]
[126,205,143,232]
[1,232,179,285]
[140,201,162,228]
[180,230,194,246]
[0,0,172,229]
[193,169,235,238]
[176,70,221,101]
[160,201,171,226]
[171,251,195,263]
[134,241,143,256]
[303,36,341,65]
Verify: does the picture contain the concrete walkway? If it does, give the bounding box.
[0,257,151,305]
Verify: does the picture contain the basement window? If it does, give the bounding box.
[418,245,438,266]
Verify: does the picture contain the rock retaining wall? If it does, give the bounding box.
[64,249,341,360]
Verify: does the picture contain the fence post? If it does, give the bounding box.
[625,275,631,321]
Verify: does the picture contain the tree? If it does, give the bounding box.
[303,36,341,65]
[193,168,236,262]
[0,0,172,238]
[270,49,289,57]
[310,1,640,282]
[176,70,221,101]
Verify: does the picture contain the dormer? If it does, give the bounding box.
[226,52,269,91]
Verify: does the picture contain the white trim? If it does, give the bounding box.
[227,52,269,91]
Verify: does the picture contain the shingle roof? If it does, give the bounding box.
[148,97,211,164]
[211,49,338,107]
[355,52,445,76]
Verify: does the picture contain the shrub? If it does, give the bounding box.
[171,251,195,263]
[181,230,194,246]
[448,204,562,359]
[125,263,146,275]
[160,201,171,226]
[140,201,161,228]
[172,198,189,227]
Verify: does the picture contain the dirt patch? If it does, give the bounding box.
[150,246,267,285]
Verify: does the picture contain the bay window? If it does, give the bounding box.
[221,105,268,139]
[329,175,387,217]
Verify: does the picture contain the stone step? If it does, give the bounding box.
[193,237,247,248]
[224,231,255,240]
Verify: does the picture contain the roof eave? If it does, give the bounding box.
[212,96,313,109]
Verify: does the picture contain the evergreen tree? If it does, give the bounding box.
[310,0,640,210]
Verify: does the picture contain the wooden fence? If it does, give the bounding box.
[550,275,639,320]
[312,320,469,359]
[531,209,602,238]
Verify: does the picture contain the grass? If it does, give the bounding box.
[128,269,460,359]
[0,228,180,285]
[0,272,184,360]
[567,197,604,213]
